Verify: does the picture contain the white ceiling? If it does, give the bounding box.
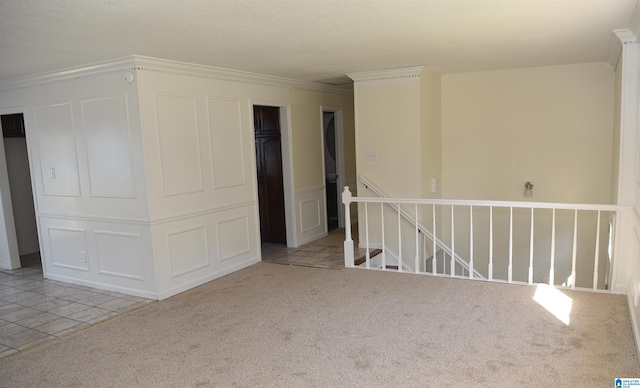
[0,0,637,84]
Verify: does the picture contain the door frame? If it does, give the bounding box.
[320,106,345,228]
[250,100,297,247]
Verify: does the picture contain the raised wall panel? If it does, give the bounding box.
[82,95,136,198]
[95,231,144,280]
[156,94,203,196]
[217,216,250,262]
[33,103,80,196]
[168,226,209,278]
[207,98,246,189]
[296,187,327,245]
[48,227,88,271]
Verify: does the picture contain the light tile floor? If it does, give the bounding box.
[261,226,375,269]
[0,252,153,359]
[2,230,365,358]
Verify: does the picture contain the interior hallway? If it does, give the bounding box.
[261,225,375,269]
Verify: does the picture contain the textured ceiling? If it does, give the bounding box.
[0,0,637,84]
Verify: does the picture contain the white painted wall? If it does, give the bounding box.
[135,63,283,298]
[421,69,442,200]
[440,63,615,286]
[349,68,424,268]
[350,63,619,281]
[0,56,355,299]
[442,63,614,204]
[289,88,355,243]
[615,31,640,359]
[0,64,157,297]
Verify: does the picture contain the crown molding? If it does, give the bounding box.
[347,66,424,82]
[130,56,353,95]
[0,57,138,92]
[0,55,353,95]
[608,29,639,70]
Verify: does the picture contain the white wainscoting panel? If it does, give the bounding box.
[207,97,246,189]
[155,94,203,197]
[300,198,321,233]
[95,230,144,280]
[152,203,260,299]
[39,216,157,299]
[168,226,209,278]
[33,102,81,196]
[82,95,136,198]
[48,227,89,271]
[216,216,250,262]
[296,186,326,245]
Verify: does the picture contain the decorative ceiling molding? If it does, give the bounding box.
[0,55,353,95]
[347,66,424,82]
[608,29,639,70]
[0,57,138,91]
[131,56,353,95]
[616,28,639,44]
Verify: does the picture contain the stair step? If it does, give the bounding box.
[354,249,382,266]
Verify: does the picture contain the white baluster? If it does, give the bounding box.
[365,203,370,269]
[415,204,419,274]
[489,206,493,281]
[451,206,455,277]
[528,207,534,285]
[469,205,474,279]
[432,204,437,275]
[397,203,403,272]
[422,231,427,274]
[593,210,601,290]
[508,207,513,283]
[381,204,386,270]
[570,209,578,289]
[342,187,354,268]
[549,209,556,286]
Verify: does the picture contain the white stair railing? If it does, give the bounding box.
[342,185,624,291]
[359,176,484,279]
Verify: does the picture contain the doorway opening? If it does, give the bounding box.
[0,113,40,270]
[253,105,287,245]
[323,112,338,231]
[321,108,345,231]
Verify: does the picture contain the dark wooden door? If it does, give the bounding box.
[254,105,286,244]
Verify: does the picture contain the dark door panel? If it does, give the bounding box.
[254,105,286,244]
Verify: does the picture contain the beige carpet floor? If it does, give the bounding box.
[0,262,638,387]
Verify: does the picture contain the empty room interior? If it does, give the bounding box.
[1,1,640,386]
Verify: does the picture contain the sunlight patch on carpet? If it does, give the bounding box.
[533,284,572,325]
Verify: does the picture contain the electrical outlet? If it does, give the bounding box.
[80,251,87,263]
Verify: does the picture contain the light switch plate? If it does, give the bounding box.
[365,151,377,161]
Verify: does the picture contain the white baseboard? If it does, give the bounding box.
[296,230,328,246]
[157,257,260,300]
[45,273,158,300]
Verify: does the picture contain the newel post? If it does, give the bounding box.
[342,186,355,268]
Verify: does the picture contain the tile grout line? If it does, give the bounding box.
[0,301,155,361]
